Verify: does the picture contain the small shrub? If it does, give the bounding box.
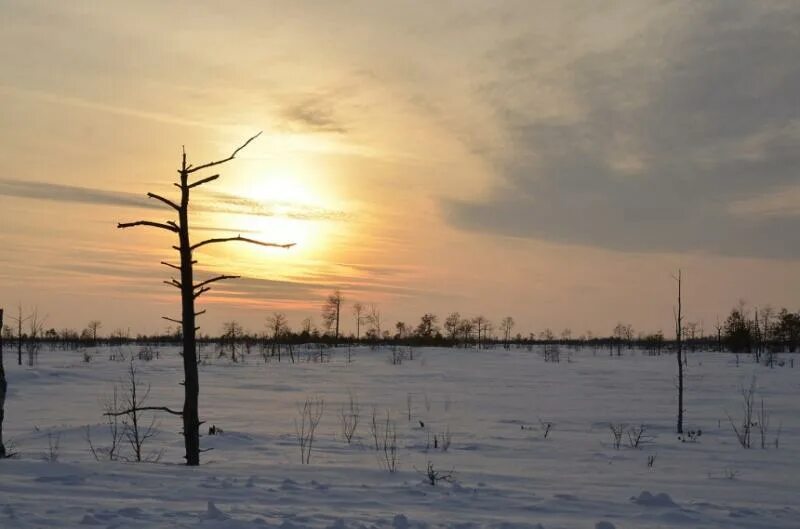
[44,432,60,463]
[609,423,625,450]
[339,391,359,444]
[421,461,454,486]
[539,418,553,439]
[295,397,324,464]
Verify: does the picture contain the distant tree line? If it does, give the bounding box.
[6,298,799,357]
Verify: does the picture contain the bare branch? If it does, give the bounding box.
[194,286,211,299]
[118,220,179,233]
[193,275,240,291]
[104,406,182,417]
[185,132,262,174]
[163,279,182,290]
[160,261,181,271]
[188,174,219,189]
[195,310,206,317]
[147,192,180,211]
[191,235,294,252]
[162,316,182,325]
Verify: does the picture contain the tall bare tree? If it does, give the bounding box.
[118,133,293,465]
[87,320,102,345]
[322,290,343,343]
[0,308,6,458]
[500,316,515,349]
[220,321,243,362]
[673,269,684,434]
[472,315,488,349]
[444,312,460,342]
[366,304,382,340]
[458,318,474,347]
[352,302,364,340]
[266,312,291,362]
[8,304,30,366]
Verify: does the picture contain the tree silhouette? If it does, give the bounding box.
[87,320,102,345]
[322,290,343,343]
[0,308,6,458]
[266,312,290,362]
[500,316,515,349]
[352,302,365,340]
[8,304,30,366]
[672,269,684,434]
[118,133,293,465]
[444,312,460,342]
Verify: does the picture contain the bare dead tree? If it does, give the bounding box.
[500,316,515,349]
[672,269,684,434]
[366,304,382,341]
[25,308,45,366]
[322,290,343,343]
[352,302,365,340]
[121,362,161,462]
[458,318,474,347]
[0,308,6,458]
[266,312,291,362]
[444,312,460,343]
[87,320,102,345]
[118,133,293,465]
[8,304,31,366]
[103,362,165,462]
[220,321,243,362]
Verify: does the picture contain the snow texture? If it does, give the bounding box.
[0,345,797,529]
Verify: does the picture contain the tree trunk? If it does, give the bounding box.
[0,308,6,458]
[676,270,684,435]
[17,313,22,366]
[179,159,200,466]
[335,302,340,344]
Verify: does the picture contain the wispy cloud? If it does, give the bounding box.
[0,178,158,210]
[203,191,348,221]
[0,178,348,222]
[281,97,347,134]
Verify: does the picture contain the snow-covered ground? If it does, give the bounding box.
[0,345,797,529]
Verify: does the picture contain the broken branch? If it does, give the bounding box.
[188,174,219,189]
[194,287,211,299]
[186,132,262,174]
[147,192,180,211]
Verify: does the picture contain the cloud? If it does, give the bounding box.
[443,1,800,258]
[202,191,348,221]
[281,95,347,134]
[0,178,158,210]
[0,178,347,222]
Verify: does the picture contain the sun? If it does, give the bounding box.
[246,177,317,211]
[208,168,342,264]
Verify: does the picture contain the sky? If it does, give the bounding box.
[1,0,799,338]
